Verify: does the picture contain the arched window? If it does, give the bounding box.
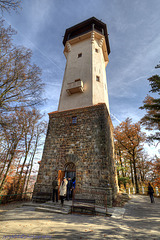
[65,162,76,172]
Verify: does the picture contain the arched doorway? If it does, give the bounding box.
[65,162,76,180]
[57,162,76,200]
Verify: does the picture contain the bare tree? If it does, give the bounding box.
[15,109,44,194]
[0,20,44,113]
[0,0,21,13]
[24,121,47,194]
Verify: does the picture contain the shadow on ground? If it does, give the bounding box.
[0,195,160,240]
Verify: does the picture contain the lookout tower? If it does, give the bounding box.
[33,17,118,207]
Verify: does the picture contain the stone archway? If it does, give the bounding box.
[65,162,76,180]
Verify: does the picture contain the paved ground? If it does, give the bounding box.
[0,195,160,240]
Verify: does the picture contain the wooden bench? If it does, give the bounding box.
[32,192,52,203]
[71,198,96,215]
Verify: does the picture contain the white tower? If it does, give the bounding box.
[58,17,110,113]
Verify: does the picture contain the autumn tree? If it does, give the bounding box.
[0,107,47,198]
[148,156,160,187]
[0,19,44,113]
[114,143,130,189]
[140,75,160,142]
[0,108,27,191]
[15,109,46,195]
[136,151,151,184]
[114,118,146,193]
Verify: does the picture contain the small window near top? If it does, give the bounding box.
[96,76,100,82]
[72,116,77,124]
[78,53,82,58]
[75,79,80,82]
[95,48,99,53]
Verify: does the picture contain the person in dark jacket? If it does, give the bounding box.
[71,177,76,199]
[72,177,76,189]
[148,182,154,203]
[67,177,73,200]
[52,177,59,202]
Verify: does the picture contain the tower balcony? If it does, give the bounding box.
[66,79,84,95]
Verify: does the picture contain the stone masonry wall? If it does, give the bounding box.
[33,103,118,206]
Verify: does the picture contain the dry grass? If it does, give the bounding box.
[0,200,30,213]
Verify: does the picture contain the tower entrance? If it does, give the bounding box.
[65,162,76,180]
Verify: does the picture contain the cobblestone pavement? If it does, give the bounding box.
[0,195,160,240]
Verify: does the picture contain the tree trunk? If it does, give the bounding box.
[129,158,134,185]
[0,149,10,179]
[24,138,38,194]
[119,150,126,189]
[132,151,139,193]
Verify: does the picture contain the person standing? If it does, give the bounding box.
[67,177,73,200]
[71,177,76,200]
[59,177,68,206]
[148,182,154,203]
[52,177,59,203]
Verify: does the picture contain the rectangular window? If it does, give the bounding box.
[95,48,99,53]
[78,53,82,58]
[72,116,77,124]
[75,79,80,82]
[96,76,100,82]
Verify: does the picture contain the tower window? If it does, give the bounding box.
[75,79,81,82]
[95,48,99,53]
[72,116,77,124]
[78,53,82,58]
[96,76,100,82]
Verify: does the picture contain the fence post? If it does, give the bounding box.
[133,187,135,194]
[128,187,130,195]
[155,187,159,196]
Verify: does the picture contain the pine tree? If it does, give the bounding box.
[140,75,160,141]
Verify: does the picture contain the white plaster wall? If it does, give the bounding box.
[92,39,110,113]
[58,33,110,113]
[58,38,92,111]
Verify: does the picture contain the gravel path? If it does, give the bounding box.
[0,195,159,240]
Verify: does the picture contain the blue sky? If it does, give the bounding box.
[1,0,160,155]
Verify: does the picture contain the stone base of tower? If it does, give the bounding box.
[33,103,118,207]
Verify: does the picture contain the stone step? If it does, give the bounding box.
[22,201,112,216]
[23,202,71,214]
[41,204,70,210]
[35,206,70,214]
[23,202,70,209]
